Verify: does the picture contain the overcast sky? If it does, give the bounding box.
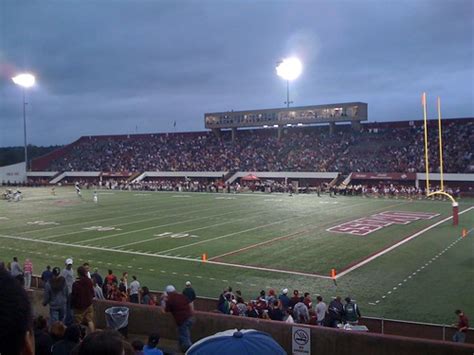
[0,0,472,147]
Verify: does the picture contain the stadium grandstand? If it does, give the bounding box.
[17,115,472,193]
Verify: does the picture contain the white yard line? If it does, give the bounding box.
[76,207,249,244]
[0,233,331,279]
[40,203,236,241]
[336,206,474,279]
[208,201,408,261]
[15,193,182,235]
[157,200,407,255]
[113,208,272,248]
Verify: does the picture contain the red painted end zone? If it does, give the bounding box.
[326,211,440,236]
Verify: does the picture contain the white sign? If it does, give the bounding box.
[292,326,311,355]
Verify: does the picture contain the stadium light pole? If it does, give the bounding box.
[276,57,302,108]
[12,73,36,172]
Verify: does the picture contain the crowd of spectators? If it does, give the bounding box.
[215,286,361,328]
[43,120,473,174]
[0,254,470,355]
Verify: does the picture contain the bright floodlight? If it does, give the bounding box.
[276,57,302,81]
[12,73,36,88]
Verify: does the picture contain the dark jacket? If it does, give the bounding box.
[71,277,94,310]
[182,287,196,303]
[43,276,68,310]
[328,299,344,322]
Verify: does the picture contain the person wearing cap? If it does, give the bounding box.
[343,297,361,325]
[164,285,193,352]
[61,258,74,326]
[61,259,74,293]
[182,281,196,310]
[43,267,68,325]
[278,288,290,310]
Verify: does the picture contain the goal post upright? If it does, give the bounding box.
[422,92,458,225]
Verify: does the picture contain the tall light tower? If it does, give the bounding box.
[276,57,302,108]
[12,73,36,172]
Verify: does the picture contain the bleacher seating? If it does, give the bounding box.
[31,118,473,174]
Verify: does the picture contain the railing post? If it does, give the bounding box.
[381,317,384,334]
[442,325,445,341]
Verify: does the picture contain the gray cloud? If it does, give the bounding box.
[0,0,472,146]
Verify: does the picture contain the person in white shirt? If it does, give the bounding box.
[129,275,140,304]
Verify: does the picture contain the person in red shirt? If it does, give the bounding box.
[164,285,193,352]
[453,309,469,343]
[105,269,117,285]
[71,266,95,334]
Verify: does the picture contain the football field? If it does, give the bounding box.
[0,187,473,324]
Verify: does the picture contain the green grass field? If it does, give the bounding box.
[1,187,473,324]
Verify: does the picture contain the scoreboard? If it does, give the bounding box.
[205,102,367,129]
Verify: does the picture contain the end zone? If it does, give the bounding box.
[335,206,474,278]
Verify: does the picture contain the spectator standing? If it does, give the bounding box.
[105,269,118,285]
[92,278,104,300]
[289,290,302,309]
[121,272,129,290]
[83,262,91,279]
[91,268,103,288]
[23,259,33,289]
[343,297,361,325]
[61,258,74,326]
[164,285,194,352]
[327,296,344,328]
[303,292,312,309]
[71,266,95,333]
[315,296,327,326]
[453,309,469,343]
[129,276,141,304]
[41,265,53,284]
[43,267,68,325]
[182,281,196,310]
[143,333,164,355]
[10,256,23,277]
[278,288,290,310]
[0,270,34,355]
[293,301,310,324]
